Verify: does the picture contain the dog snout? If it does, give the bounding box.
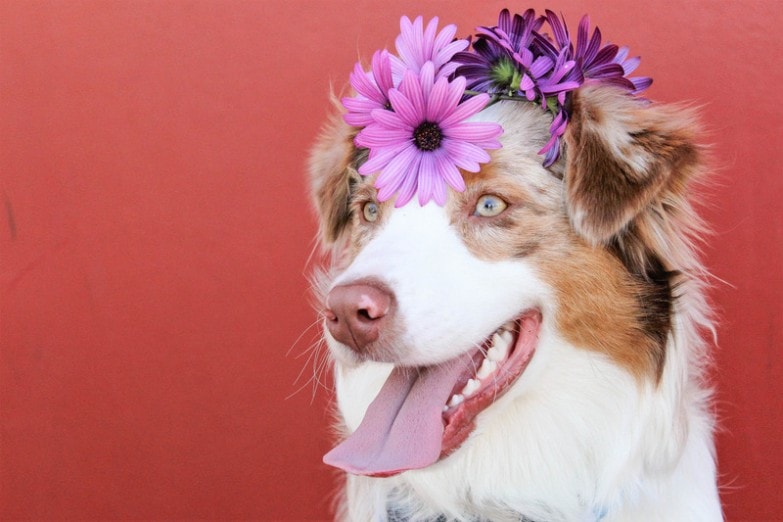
[324,282,394,354]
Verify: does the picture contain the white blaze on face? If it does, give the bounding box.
[331,199,546,366]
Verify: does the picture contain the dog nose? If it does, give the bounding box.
[324,282,394,353]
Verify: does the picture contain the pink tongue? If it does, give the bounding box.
[323,355,470,477]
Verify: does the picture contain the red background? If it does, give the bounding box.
[1,1,781,520]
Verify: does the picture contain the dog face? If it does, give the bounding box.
[309,84,704,481]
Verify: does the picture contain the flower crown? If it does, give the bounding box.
[343,9,651,207]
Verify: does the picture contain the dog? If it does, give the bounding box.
[308,11,722,521]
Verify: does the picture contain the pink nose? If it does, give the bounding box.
[324,282,394,354]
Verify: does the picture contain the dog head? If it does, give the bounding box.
[309,14,705,480]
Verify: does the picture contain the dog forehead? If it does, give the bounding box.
[459,102,563,198]
[470,102,553,164]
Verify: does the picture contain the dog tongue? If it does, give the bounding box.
[323,355,470,476]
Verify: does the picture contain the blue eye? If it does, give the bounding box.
[362,201,379,222]
[475,195,508,217]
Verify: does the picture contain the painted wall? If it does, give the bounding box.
[1,1,781,520]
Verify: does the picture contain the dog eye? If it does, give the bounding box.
[362,201,379,222]
[474,195,507,217]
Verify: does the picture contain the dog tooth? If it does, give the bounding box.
[477,358,497,380]
[462,378,480,398]
[487,346,502,362]
[499,330,514,345]
[448,394,464,408]
[490,336,511,361]
[501,320,516,332]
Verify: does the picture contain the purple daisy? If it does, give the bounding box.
[391,16,469,80]
[355,64,503,207]
[453,9,582,166]
[454,9,546,95]
[342,49,395,127]
[543,11,650,92]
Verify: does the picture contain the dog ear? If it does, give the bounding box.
[309,109,356,248]
[563,85,702,248]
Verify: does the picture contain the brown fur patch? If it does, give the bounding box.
[309,112,357,245]
[565,85,701,246]
[538,242,667,381]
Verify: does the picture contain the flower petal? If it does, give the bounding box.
[585,62,625,80]
[375,143,417,190]
[372,49,395,94]
[387,87,422,128]
[520,73,535,91]
[427,75,464,122]
[422,17,439,61]
[416,153,436,205]
[393,153,421,207]
[434,149,466,191]
[529,55,554,78]
[443,122,503,145]
[435,38,470,68]
[395,21,419,72]
[418,61,436,101]
[584,27,603,64]
[433,23,457,54]
[356,124,413,147]
[545,10,570,49]
[576,15,589,58]
[441,139,490,172]
[438,92,489,129]
[349,63,385,105]
[631,76,653,93]
[541,138,561,167]
[358,141,410,174]
[619,55,641,75]
[369,106,412,130]
[430,174,448,206]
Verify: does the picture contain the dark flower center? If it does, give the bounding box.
[414,122,443,151]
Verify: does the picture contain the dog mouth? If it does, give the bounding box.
[323,310,541,477]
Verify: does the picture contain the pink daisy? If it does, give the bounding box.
[342,50,395,127]
[356,63,503,207]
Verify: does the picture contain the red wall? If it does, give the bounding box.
[1,1,781,520]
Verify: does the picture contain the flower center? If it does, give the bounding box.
[413,122,443,151]
[491,57,522,92]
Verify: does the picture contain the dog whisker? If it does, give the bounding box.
[286,313,334,403]
[286,336,331,403]
[286,316,324,358]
